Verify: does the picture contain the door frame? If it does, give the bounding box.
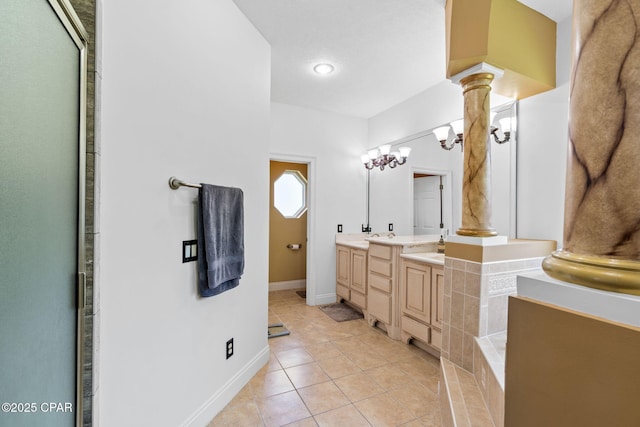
[47,1,88,424]
[270,153,316,305]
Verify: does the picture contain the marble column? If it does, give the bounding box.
[457,72,497,237]
[543,0,640,295]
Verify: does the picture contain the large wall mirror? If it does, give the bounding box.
[367,101,518,239]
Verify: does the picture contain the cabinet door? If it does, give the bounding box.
[369,287,391,324]
[336,245,350,287]
[402,262,431,323]
[431,267,445,329]
[350,249,367,294]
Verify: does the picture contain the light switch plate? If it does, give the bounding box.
[182,240,198,263]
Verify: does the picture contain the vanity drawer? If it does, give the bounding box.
[369,272,392,293]
[369,257,392,277]
[369,244,392,260]
[402,315,430,344]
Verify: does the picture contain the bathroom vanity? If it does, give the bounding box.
[399,253,444,353]
[335,240,369,313]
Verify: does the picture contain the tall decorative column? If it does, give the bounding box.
[543,0,640,295]
[457,72,497,237]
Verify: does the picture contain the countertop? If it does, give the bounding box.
[335,233,442,251]
[365,234,442,247]
[400,252,445,266]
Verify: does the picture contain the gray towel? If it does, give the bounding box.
[197,184,244,297]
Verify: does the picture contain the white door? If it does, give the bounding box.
[413,176,441,235]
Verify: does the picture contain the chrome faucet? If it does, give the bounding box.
[388,232,396,238]
[370,233,380,237]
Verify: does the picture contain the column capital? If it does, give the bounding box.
[449,62,504,85]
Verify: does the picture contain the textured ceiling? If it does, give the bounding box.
[232,0,573,119]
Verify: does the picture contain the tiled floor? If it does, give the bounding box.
[209,289,443,427]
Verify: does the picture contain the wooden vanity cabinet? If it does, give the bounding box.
[335,245,368,311]
[367,243,400,338]
[400,258,444,352]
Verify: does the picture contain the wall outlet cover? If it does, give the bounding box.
[226,338,234,359]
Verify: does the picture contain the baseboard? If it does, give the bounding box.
[179,345,270,427]
[269,280,306,292]
[314,292,337,306]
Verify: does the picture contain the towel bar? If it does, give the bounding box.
[169,176,202,190]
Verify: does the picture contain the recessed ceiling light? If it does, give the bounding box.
[313,63,335,75]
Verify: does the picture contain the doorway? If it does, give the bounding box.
[0,0,88,425]
[269,161,309,296]
[413,170,452,238]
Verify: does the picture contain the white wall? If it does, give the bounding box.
[99,1,270,426]
[270,102,369,304]
[516,16,572,247]
[367,81,512,236]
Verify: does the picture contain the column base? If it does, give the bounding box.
[542,250,640,296]
[456,227,498,237]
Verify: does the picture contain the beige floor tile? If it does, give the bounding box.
[283,416,319,427]
[285,362,331,389]
[226,383,254,408]
[355,392,418,426]
[303,341,343,361]
[208,401,263,427]
[209,290,446,427]
[314,404,372,427]
[256,390,311,427]
[317,354,361,379]
[298,381,351,415]
[332,336,369,353]
[266,352,283,372]
[275,347,315,368]
[251,369,295,398]
[365,364,415,391]
[386,382,438,418]
[269,334,305,353]
[344,349,390,370]
[334,372,385,402]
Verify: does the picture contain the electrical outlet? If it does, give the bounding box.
[226,338,234,359]
[337,224,343,233]
[388,223,393,231]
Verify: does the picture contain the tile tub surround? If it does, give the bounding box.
[440,239,556,372]
[210,289,444,426]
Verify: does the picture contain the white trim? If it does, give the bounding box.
[269,153,317,306]
[315,292,338,306]
[269,280,306,292]
[449,62,505,85]
[180,346,270,427]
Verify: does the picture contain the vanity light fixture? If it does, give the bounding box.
[313,63,335,75]
[360,145,411,171]
[490,116,516,144]
[435,113,515,150]
[434,123,463,152]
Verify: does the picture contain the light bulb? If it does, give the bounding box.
[450,119,464,135]
[433,126,450,141]
[313,63,334,75]
[399,147,411,158]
